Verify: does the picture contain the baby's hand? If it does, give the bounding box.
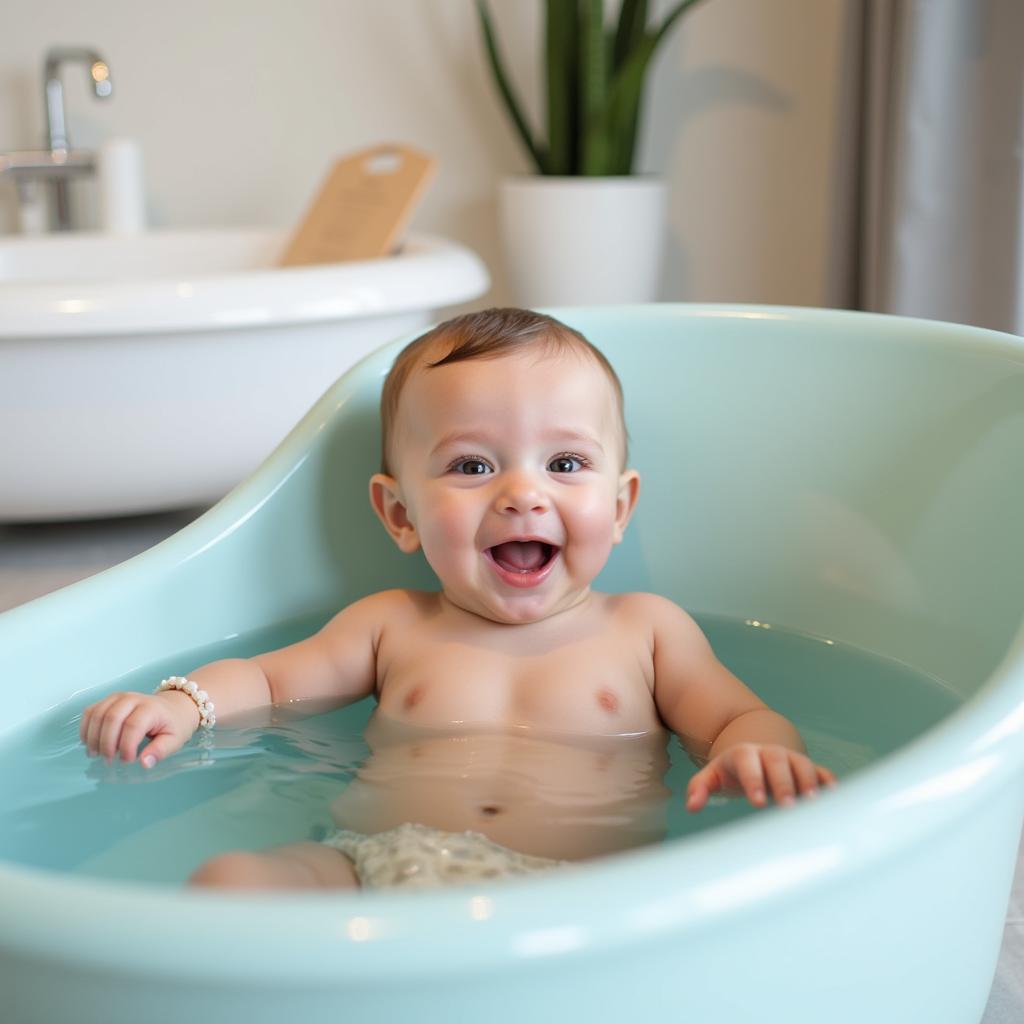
[80,690,200,769]
[686,743,836,812]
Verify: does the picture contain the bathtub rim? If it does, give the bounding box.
[1,302,1022,983]
[0,229,490,338]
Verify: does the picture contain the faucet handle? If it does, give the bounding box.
[91,58,112,98]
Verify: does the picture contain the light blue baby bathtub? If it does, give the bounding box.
[1,306,1022,1024]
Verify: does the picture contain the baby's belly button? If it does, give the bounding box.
[476,802,505,819]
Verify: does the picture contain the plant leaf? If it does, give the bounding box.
[612,0,647,73]
[476,0,549,173]
[546,0,579,175]
[651,0,707,50]
[579,0,611,175]
[605,0,707,173]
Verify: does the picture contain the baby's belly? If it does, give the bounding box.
[331,718,671,861]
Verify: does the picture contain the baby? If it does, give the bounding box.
[80,307,835,891]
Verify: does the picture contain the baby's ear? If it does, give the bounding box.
[369,474,421,553]
[613,469,640,543]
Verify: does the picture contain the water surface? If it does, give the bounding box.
[0,613,961,884]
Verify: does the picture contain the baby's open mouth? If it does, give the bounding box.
[487,540,558,574]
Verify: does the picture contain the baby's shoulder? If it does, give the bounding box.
[600,591,701,633]
[324,588,440,632]
[352,587,440,614]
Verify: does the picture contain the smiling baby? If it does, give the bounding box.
[80,308,834,890]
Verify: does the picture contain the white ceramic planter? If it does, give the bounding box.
[499,176,666,307]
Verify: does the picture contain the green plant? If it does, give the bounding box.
[477,0,706,176]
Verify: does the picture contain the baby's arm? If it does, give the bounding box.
[80,590,399,768]
[638,595,836,811]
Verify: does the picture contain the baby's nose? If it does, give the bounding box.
[494,471,548,515]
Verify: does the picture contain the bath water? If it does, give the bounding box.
[0,613,961,885]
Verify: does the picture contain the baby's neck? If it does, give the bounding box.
[437,587,599,632]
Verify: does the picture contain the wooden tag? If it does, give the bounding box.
[278,144,436,267]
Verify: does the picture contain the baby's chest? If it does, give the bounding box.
[376,636,659,734]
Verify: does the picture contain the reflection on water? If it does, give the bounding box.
[333,712,671,861]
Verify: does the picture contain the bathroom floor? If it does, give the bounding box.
[0,511,1021,1019]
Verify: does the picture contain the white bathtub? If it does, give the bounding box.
[0,228,489,521]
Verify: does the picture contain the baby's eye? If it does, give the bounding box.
[548,454,587,474]
[450,457,493,475]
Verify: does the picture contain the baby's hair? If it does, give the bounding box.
[379,307,627,475]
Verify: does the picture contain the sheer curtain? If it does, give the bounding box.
[852,0,1024,333]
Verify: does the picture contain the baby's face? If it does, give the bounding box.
[374,347,638,625]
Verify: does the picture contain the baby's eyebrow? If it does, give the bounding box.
[544,430,605,454]
[430,431,490,457]
[428,429,607,459]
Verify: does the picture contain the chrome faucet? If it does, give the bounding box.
[0,46,113,231]
[45,47,112,153]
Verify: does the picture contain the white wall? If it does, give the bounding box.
[0,0,851,307]
[651,0,856,306]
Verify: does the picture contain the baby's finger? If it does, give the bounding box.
[762,748,797,806]
[97,696,139,761]
[118,705,161,764]
[686,764,722,813]
[139,732,182,769]
[817,764,838,788]
[84,697,118,756]
[732,746,768,807]
[790,753,821,798]
[78,705,94,746]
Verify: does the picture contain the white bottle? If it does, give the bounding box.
[98,138,145,233]
[15,179,49,234]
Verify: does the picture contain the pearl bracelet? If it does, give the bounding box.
[156,676,216,728]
